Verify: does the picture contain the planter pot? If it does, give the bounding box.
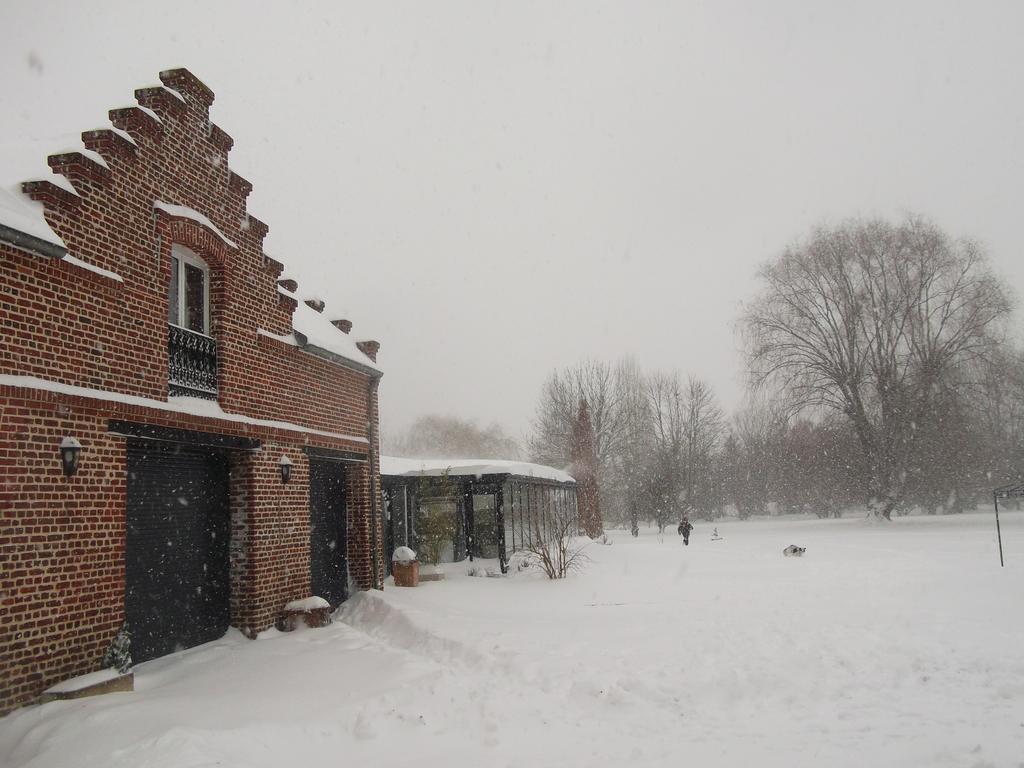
[393,560,420,587]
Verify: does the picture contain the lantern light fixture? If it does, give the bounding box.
[278,454,293,484]
[60,436,82,477]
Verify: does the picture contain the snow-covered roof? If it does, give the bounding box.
[0,186,67,253]
[265,284,381,373]
[380,456,575,484]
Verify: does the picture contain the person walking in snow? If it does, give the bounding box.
[678,517,693,546]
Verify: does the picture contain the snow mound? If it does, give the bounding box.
[338,591,486,668]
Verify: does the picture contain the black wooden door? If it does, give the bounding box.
[125,441,230,663]
[309,459,348,606]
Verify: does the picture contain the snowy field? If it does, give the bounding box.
[2,511,1022,768]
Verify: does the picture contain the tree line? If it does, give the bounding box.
[530,215,1024,523]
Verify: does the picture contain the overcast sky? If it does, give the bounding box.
[3,1,1022,445]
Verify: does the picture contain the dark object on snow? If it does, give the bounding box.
[678,518,693,546]
[992,481,1024,567]
[783,545,806,557]
[101,623,132,674]
[710,527,723,541]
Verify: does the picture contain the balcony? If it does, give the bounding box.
[168,324,218,399]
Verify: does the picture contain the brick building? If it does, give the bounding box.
[0,69,385,714]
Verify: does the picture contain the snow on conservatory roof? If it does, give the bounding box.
[380,456,576,484]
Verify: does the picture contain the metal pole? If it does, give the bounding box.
[994,492,1004,568]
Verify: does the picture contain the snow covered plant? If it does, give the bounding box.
[415,470,459,565]
[100,622,132,674]
[519,503,589,579]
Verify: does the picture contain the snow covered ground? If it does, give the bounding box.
[2,511,1022,768]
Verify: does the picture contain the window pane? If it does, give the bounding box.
[184,263,206,333]
[168,256,180,325]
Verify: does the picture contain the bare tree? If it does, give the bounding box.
[530,358,640,524]
[517,489,588,579]
[679,377,725,519]
[743,216,1012,518]
[645,371,686,532]
[642,373,725,527]
[610,360,652,534]
[529,359,629,471]
[388,415,521,459]
[722,398,788,518]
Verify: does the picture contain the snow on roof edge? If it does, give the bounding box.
[0,374,369,445]
[62,254,123,282]
[154,201,238,249]
[380,456,575,484]
[0,186,67,252]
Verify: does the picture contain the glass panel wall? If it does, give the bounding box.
[472,493,499,559]
[412,475,465,564]
[503,481,514,555]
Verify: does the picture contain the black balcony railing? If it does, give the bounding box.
[168,324,218,399]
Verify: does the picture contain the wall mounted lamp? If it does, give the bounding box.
[278,454,293,484]
[60,436,82,477]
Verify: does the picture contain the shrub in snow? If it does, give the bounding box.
[415,471,458,565]
[101,623,132,674]
[517,505,589,580]
[392,546,417,564]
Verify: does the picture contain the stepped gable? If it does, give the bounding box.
[9,66,380,378]
[14,67,362,348]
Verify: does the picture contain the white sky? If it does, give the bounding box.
[2,1,1022,443]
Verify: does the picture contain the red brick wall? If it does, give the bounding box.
[0,398,126,711]
[0,68,384,714]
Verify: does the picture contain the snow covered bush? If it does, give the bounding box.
[100,623,132,674]
[414,470,459,565]
[419,504,457,565]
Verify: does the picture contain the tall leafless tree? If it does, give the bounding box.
[529,358,628,472]
[743,215,1012,518]
[679,377,725,519]
[530,358,644,525]
[644,371,686,532]
[388,414,522,459]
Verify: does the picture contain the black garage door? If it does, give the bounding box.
[126,440,230,663]
[309,458,348,606]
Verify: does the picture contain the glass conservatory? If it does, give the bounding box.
[381,457,578,574]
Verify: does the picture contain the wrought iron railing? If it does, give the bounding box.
[168,324,218,399]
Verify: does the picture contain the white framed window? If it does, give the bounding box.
[168,244,211,335]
